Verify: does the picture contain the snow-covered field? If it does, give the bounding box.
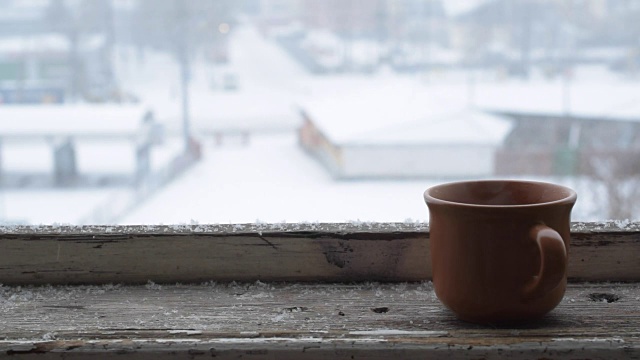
[1,23,638,225]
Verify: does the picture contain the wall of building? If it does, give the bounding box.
[340,144,497,179]
[298,116,344,176]
[495,112,640,176]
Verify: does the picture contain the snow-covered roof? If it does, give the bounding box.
[0,34,105,54]
[301,77,512,146]
[0,105,150,140]
[474,80,640,121]
[350,110,512,146]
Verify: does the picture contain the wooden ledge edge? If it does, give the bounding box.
[0,221,638,235]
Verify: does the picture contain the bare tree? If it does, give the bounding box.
[584,151,640,220]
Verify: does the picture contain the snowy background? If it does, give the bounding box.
[0,0,638,225]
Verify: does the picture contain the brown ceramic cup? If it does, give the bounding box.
[424,180,577,323]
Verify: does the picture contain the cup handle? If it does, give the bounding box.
[521,224,567,301]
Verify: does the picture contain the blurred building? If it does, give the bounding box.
[450,0,640,75]
[0,34,114,104]
[0,0,116,104]
[300,0,383,37]
[265,0,450,73]
[256,0,301,27]
[299,84,513,179]
[298,0,445,39]
[494,111,640,177]
[0,105,161,187]
[0,0,49,36]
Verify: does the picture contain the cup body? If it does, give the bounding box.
[424,180,576,323]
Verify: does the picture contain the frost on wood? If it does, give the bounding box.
[571,220,640,232]
[0,222,429,235]
[1,221,639,236]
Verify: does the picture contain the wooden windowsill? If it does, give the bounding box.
[0,282,638,358]
[0,222,638,358]
[0,222,638,284]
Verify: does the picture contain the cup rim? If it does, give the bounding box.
[424,179,577,209]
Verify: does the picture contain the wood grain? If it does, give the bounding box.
[0,282,638,359]
[0,222,638,284]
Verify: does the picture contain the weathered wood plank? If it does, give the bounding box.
[0,222,638,284]
[0,282,638,359]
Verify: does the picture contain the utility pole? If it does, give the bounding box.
[176,1,192,152]
[562,1,574,117]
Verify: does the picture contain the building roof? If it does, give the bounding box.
[301,77,512,146]
[350,110,513,146]
[475,81,640,122]
[0,34,105,54]
[0,105,150,141]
